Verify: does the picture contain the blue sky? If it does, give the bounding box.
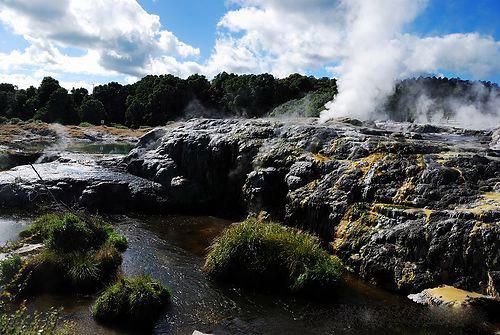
[0,0,498,89]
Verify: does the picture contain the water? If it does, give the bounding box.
[0,215,29,245]
[6,215,492,334]
[66,142,135,155]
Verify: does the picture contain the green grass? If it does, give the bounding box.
[19,213,127,253]
[92,275,171,328]
[0,303,73,335]
[4,213,128,297]
[204,219,343,293]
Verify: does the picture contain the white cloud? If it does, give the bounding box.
[0,0,201,87]
[0,0,498,113]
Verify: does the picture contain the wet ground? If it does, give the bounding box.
[1,215,492,335]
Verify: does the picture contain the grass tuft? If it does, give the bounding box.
[5,213,127,297]
[204,219,343,294]
[92,275,171,328]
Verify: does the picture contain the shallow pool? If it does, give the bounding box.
[8,215,493,334]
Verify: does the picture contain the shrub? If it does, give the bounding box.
[9,213,127,296]
[79,122,92,127]
[92,275,171,328]
[104,227,128,252]
[8,118,22,124]
[19,213,126,253]
[0,255,23,285]
[0,303,74,335]
[204,219,343,293]
[11,244,123,296]
[19,213,61,241]
[46,214,96,252]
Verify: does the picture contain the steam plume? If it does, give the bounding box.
[320,0,500,129]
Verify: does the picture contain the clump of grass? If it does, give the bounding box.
[104,228,129,252]
[204,219,343,293]
[0,302,74,335]
[6,213,128,297]
[0,255,23,286]
[19,214,62,241]
[19,213,121,252]
[92,275,171,328]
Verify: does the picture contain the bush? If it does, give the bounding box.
[79,122,92,127]
[11,244,123,296]
[19,214,63,241]
[0,303,74,335]
[9,213,128,296]
[8,118,22,124]
[204,219,343,293]
[46,214,96,252]
[92,275,171,327]
[19,213,126,253]
[0,255,23,286]
[105,230,128,252]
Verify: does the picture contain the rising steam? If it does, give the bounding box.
[320,0,500,129]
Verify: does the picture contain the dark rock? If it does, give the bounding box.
[0,118,497,294]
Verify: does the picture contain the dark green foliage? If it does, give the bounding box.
[204,219,343,293]
[78,98,105,125]
[93,82,130,124]
[36,77,61,108]
[19,213,62,241]
[92,275,171,327]
[71,87,88,109]
[19,213,125,253]
[105,229,129,252]
[0,255,23,285]
[1,74,493,127]
[35,87,78,124]
[0,73,338,127]
[45,213,99,252]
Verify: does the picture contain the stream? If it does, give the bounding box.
[1,215,490,335]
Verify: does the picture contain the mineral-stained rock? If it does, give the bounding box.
[408,285,500,322]
[0,118,498,294]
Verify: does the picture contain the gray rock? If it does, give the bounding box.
[0,118,498,294]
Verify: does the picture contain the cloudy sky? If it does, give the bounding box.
[0,0,499,90]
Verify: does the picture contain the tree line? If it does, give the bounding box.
[0,73,337,127]
[0,74,496,127]
[386,76,499,121]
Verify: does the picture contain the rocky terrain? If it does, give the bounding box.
[0,118,498,296]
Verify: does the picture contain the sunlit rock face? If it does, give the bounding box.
[0,118,498,294]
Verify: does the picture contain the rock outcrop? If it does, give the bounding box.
[0,118,498,295]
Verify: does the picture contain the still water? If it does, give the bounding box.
[1,215,491,335]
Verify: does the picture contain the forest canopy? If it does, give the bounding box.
[0,74,497,128]
[0,73,336,127]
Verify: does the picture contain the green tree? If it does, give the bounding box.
[37,77,61,108]
[79,98,105,125]
[93,82,129,124]
[71,87,89,109]
[36,87,77,124]
[7,90,36,120]
[125,98,146,128]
